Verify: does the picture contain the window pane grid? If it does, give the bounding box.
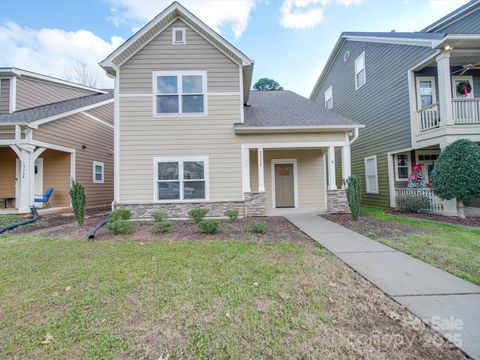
[156,159,206,201]
[155,73,205,115]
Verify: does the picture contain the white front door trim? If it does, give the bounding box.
[271,159,298,209]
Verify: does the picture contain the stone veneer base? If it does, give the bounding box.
[116,192,267,219]
[326,189,351,213]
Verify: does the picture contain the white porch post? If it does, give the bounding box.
[18,148,33,213]
[327,146,337,190]
[241,147,251,193]
[257,147,265,192]
[341,145,351,188]
[436,51,454,126]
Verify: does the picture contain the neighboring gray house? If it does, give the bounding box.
[99,1,363,219]
[310,0,480,216]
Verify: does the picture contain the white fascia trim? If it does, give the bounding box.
[343,35,439,48]
[28,99,114,128]
[0,68,107,94]
[30,140,75,154]
[422,2,480,32]
[242,141,348,150]
[235,125,364,134]
[100,2,251,69]
[9,77,16,113]
[81,112,114,129]
[435,34,480,49]
[239,65,244,123]
[114,69,120,203]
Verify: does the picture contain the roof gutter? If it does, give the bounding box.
[234,124,365,134]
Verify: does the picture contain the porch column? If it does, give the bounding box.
[436,51,454,126]
[341,145,351,188]
[241,147,251,193]
[18,148,34,213]
[327,146,337,190]
[257,147,265,192]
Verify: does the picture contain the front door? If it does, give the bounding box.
[274,163,294,208]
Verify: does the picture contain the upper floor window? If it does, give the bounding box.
[355,52,366,90]
[172,27,186,45]
[153,71,207,116]
[364,155,378,194]
[325,85,333,109]
[416,76,436,109]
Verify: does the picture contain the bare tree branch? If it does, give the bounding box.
[64,62,104,89]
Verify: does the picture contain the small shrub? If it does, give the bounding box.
[109,208,131,222]
[188,208,209,223]
[107,220,135,235]
[396,194,430,213]
[152,211,168,223]
[197,219,220,234]
[248,220,267,234]
[224,210,239,221]
[153,220,174,233]
[70,181,86,225]
[346,176,361,221]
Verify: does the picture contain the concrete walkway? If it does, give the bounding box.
[285,213,480,360]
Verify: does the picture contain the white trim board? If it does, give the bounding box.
[93,161,105,184]
[271,159,299,209]
[241,141,348,150]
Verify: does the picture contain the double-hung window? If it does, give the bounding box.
[416,76,436,109]
[364,155,378,194]
[325,85,333,109]
[153,71,207,116]
[154,156,208,202]
[355,52,366,90]
[395,153,410,181]
[93,161,104,183]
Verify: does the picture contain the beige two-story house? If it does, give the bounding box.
[100,1,363,219]
[0,68,114,213]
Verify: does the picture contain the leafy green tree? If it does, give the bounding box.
[70,180,86,225]
[346,176,361,220]
[430,139,480,218]
[253,78,283,91]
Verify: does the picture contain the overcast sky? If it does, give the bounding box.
[0,0,468,96]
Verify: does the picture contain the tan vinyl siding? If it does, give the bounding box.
[85,103,114,125]
[0,147,17,207]
[250,149,326,210]
[0,78,10,114]
[41,149,71,207]
[33,112,114,207]
[119,95,345,203]
[15,77,96,111]
[0,131,15,140]
[120,19,240,94]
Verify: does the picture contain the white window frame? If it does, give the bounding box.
[451,75,474,99]
[364,155,379,194]
[324,85,333,109]
[416,76,437,109]
[152,70,208,117]
[394,153,411,182]
[354,52,366,90]
[93,161,104,184]
[172,27,186,45]
[153,156,209,203]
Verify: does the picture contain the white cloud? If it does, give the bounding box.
[107,0,257,38]
[280,0,362,29]
[0,22,123,87]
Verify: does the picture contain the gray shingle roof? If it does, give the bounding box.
[341,31,446,40]
[420,0,479,32]
[237,90,360,129]
[0,92,113,124]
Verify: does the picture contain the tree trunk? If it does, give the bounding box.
[457,198,466,219]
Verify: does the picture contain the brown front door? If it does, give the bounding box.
[274,163,294,208]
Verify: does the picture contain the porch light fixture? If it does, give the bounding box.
[444,45,453,51]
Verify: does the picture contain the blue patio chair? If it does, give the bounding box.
[34,188,54,208]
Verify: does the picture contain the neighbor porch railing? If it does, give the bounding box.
[394,188,443,213]
[418,103,440,132]
[452,98,480,125]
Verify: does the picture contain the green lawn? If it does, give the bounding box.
[363,207,480,285]
[0,235,462,359]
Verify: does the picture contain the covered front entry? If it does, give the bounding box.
[0,146,73,213]
[243,142,353,215]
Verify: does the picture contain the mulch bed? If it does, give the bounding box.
[10,206,110,234]
[29,216,316,244]
[322,213,430,239]
[388,210,480,227]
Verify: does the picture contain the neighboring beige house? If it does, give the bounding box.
[0,68,114,213]
[100,2,363,219]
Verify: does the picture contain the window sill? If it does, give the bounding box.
[152,113,208,118]
[153,199,209,204]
